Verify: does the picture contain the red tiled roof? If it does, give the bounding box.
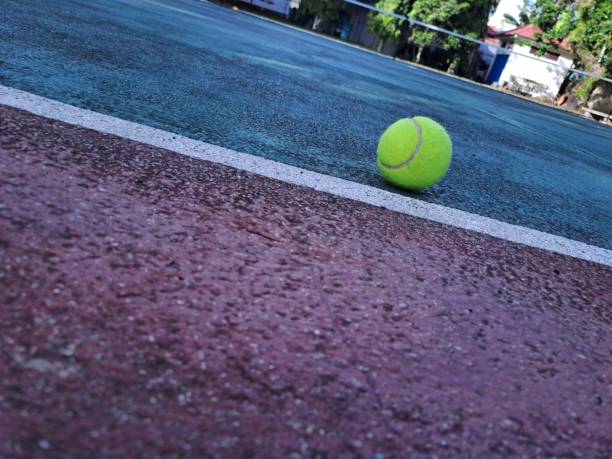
[492,24,572,53]
[494,24,540,40]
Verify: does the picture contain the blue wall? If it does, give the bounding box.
[486,53,510,84]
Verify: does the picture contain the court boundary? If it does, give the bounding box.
[1,84,610,267]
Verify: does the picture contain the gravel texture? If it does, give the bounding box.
[1,105,611,458]
[2,0,612,248]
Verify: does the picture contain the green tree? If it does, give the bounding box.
[525,0,610,75]
[409,0,466,63]
[296,0,343,26]
[368,0,416,51]
[502,8,531,27]
[528,0,573,31]
[569,0,611,75]
[520,0,610,104]
[368,0,403,51]
[503,13,522,26]
[368,0,499,71]
[446,0,499,71]
[409,0,498,69]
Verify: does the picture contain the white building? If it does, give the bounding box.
[490,24,574,99]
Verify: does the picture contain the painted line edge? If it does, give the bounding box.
[1,84,610,268]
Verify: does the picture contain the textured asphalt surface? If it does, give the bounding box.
[1,0,611,248]
[1,105,611,458]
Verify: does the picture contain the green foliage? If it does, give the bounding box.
[368,0,498,49]
[528,0,573,31]
[525,0,611,76]
[297,0,343,24]
[575,76,597,99]
[503,13,522,27]
[569,0,612,74]
[368,0,404,44]
[409,0,494,68]
[516,2,533,25]
[409,0,467,48]
[367,0,502,72]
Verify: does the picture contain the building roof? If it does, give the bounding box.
[483,26,501,46]
[492,24,571,53]
[484,37,501,46]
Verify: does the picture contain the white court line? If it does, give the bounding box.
[1,85,611,267]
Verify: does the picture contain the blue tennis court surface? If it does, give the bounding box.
[2,0,611,248]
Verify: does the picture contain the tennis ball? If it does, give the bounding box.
[377,117,452,191]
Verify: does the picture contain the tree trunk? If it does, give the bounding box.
[377,39,386,53]
[416,47,424,63]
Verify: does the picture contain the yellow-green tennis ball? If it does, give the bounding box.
[377,117,452,191]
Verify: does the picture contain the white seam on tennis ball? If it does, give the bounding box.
[2,85,611,267]
[378,118,423,171]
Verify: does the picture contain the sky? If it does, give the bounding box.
[489,0,525,31]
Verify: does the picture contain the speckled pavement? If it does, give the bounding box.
[1,104,611,458]
[3,0,612,249]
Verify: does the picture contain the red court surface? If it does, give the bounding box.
[1,105,611,458]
